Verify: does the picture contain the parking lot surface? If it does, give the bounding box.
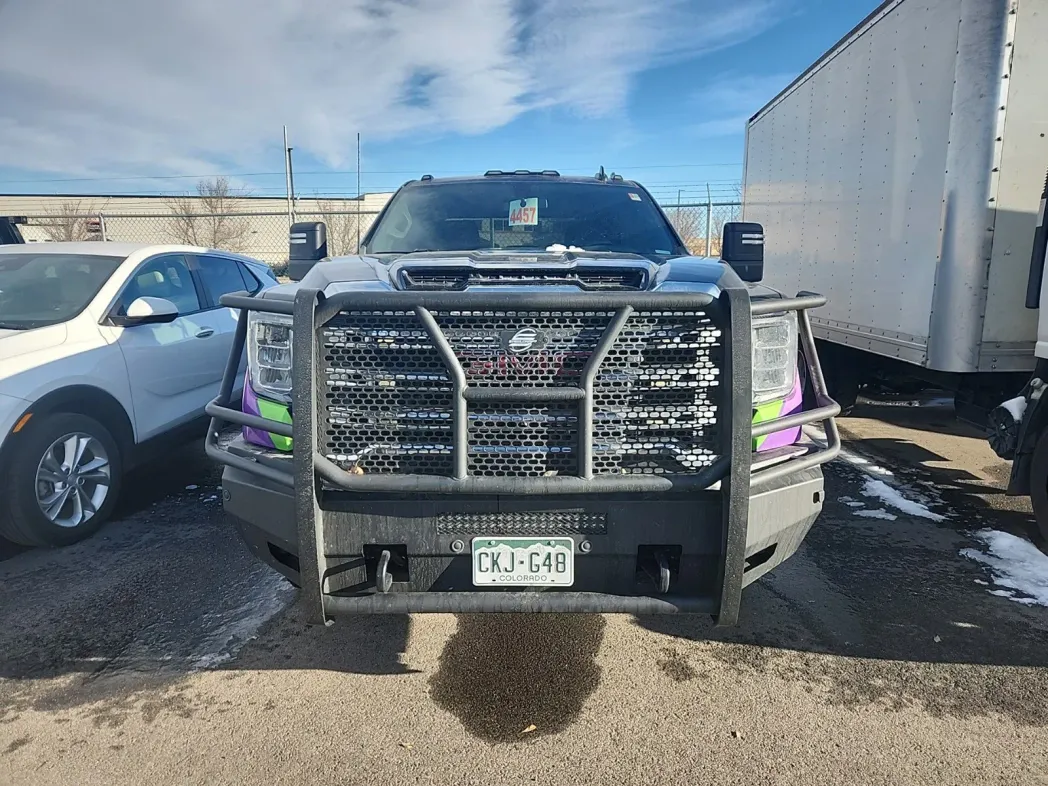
[2,400,1047,785]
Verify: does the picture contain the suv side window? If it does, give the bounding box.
[115,254,200,316]
[197,255,259,304]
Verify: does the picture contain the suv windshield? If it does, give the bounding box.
[0,252,124,330]
[363,179,684,257]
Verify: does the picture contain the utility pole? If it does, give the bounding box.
[283,125,294,229]
[356,132,361,251]
[705,182,713,257]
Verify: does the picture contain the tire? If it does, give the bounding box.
[1029,428,1048,545]
[0,412,123,547]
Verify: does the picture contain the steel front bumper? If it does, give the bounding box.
[205,288,840,624]
[220,451,825,615]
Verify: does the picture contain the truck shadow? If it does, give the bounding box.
[428,613,605,743]
[635,458,1048,725]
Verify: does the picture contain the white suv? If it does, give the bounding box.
[0,242,277,547]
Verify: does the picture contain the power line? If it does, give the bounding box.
[0,161,743,187]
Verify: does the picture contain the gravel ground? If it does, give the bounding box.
[1,398,1047,785]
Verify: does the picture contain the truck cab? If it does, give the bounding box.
[0,216,26,245]
[205,171,839,625]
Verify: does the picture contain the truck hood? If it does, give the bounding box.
[0,323,68,362]
[263,250,740,301]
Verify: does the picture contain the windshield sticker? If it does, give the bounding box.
[628,192,642,202]
[509,197,539,226]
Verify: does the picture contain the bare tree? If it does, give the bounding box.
[313,197,363,256]
[39,200,96,242]
[168,177,251,251]
[668,206,706,256]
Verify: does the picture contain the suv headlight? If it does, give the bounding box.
[752,311,797,404]
[247,312,293,403]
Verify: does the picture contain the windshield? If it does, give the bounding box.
[363,180,684,257]
[0,252,123,329]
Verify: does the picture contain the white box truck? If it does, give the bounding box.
[742,0,1048,537]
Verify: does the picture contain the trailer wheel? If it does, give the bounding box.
[1028,430,1048,544]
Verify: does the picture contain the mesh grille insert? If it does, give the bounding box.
[594,311,721,475]
[469,406,579,477]
[321,311,453,475]
[319,307,722,477]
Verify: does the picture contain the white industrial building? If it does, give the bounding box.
[0,192,395,265]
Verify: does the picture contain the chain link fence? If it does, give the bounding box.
[664,202,743,257]
[15,200,742,267]
[17,210,382,270]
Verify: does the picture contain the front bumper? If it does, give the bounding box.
[220,448,824,614]
[205,288,840,624]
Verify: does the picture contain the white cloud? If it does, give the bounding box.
[689,72,797,137]
[0,0,786,179]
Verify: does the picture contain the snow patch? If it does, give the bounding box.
[853,508,897,521]
[961,529,1048,608]
[842,450,894,478]
[803,426,894,478]
[861,479,944,521]
[1000,396,1027,424]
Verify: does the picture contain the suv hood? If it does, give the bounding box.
[0,323,68,362]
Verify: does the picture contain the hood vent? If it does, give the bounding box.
[398,265,649,291]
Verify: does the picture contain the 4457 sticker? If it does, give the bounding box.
[509,197,539,226]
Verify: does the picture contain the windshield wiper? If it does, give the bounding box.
[0,321,31,330]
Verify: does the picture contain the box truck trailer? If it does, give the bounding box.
[742,0,1048,537]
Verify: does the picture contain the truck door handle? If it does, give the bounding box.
[195,328,215,339]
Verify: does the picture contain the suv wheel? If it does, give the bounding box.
[0,413,123,547]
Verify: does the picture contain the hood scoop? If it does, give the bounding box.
[395,258,652,291]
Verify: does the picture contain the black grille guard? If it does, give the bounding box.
[205,289,839,494]
[204,287,839,625]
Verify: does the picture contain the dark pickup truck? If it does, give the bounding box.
[205,171,840,625]
[0,217,26,245]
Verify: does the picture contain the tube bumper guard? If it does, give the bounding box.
[205,288,840,624]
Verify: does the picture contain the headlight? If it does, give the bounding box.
[247,311,293,403]
[752,311,797,404]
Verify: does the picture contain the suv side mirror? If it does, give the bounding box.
[288,221,328,281]
[721,222,764,283]
[122,296,179,325]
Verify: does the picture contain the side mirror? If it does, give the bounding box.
[721,222,764,283]
[122,296,179,325]
[288,221,328,281]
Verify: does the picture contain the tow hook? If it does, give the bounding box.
[375,549,393,593]
[641,549,673,594]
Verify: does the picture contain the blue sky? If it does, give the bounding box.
[0,0,875,204]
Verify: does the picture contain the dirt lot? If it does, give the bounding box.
[2,398,1047,786]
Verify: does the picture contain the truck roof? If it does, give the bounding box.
[400,171,643,189]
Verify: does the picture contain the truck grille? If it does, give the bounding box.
[320,308,722,477]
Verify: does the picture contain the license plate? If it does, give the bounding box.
[471,537,574,587]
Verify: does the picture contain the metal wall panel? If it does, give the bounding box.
[744,0,1031,371]
[983,0,1048,361]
